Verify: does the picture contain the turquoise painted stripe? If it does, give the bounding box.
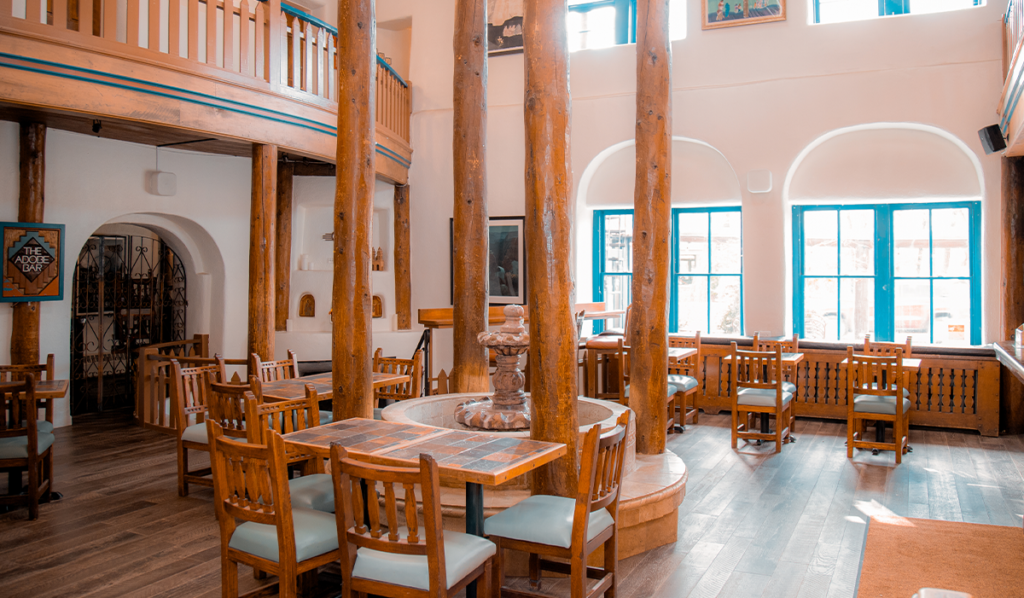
[375,143,411,167]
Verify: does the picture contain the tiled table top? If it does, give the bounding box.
[261,372,411,402]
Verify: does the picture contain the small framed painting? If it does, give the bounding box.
[0,222,65,302]
[488,0,524,56]
[703,0,785,30]
[450,216,527,306]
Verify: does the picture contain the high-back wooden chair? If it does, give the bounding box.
[0,354,56,433]
[170,357,225,496]
[251,350,299,383]
[208,422,341,598]
[485,412,630,598]
[372,348,423,408]
[431,368,452,396]
[668,331,702,433]
[614,338,679,408]
[863,334,913,357]
[330,444,497,598]
[729,343,793,453]
[0,375,54,520]
[753,333,801,410]
[846,347,910,464]
[206,375,262,442]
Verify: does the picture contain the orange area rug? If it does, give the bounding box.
[857,516,1024,598]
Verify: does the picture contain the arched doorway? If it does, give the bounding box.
[70,229,187,415]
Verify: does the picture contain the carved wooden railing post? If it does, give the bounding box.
[629,0,672,455]
[523,0,579,498]
[1002,155,1024,434]
[248,143,277,361]
[452,0,489,393]
[393,184,412,330]
[332,0,376,421]
[11,122,45,368]
[275,161,293,331]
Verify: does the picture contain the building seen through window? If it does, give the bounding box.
[815,0,982,24]
[568,0,687,52]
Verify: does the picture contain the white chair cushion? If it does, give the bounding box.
[319,411,333,426]
[666,375,698,393]
[736,388,793,407]
[868,383,911,397]
[352,528,496,591]
[624,384,678,400]
[13,420,53,434]
[853,394,912,415]
[228,507,338,562]
[288,474,334,513]
[182,422,247,445]
[483,494,614,549]
[781,381,796,394]
[0,432,55,459]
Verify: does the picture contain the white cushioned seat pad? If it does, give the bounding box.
[666,375,698,393]
[484,494,614,549]
[736,388,793,407]
[868,383,911,397]
[624,384,678,400]
[781,381,796,394]
[288,474,334,513]
[228,507,338,562]
[319,411,333,426]
[0,432,55,459]
[853,394,912,415]
[352,528,495,591]
[13,420,54,434]
[182,422,247,445]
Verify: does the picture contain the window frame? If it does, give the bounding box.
[568,0,636,47]
[792,201,982,345]
[812,0,983,24]
[592,205,744,335]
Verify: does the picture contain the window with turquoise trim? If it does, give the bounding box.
[793,201,981,345]
[813,0,982,25]
[593,206,743,335]
[566,0,687,52]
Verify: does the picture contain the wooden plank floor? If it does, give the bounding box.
[1,410,1022,597]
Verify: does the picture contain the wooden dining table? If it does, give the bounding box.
[260,372,412,402]
[282,417,566,598]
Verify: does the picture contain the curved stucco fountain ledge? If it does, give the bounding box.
[382,393,688,562]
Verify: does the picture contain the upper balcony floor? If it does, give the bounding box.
[0,0,411,182]
[1002,0,1024,157]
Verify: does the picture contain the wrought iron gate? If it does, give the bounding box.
[70,235,186,415]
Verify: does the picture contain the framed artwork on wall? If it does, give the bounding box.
[0,222,65,302]
[702,0,785,29]
[488,0,524,55]
[450,216,527,306]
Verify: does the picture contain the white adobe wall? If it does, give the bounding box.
[0,124,252,428]
[375,0,1005,376]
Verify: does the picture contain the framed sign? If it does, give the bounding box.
[488,0,524,56]
[1,222,65,302]
[703,0,785,30]
[450,216,527,306]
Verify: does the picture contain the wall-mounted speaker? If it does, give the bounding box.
[979,124,1007,155]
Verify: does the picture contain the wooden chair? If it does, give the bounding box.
[432,369,452,396]
[575,310,588,389]
[208,421,341,598]
[206,376,263,442]
[251,350,299,383]
[330,444,497,598]
[753,333,800,424]
[372,348,423,408]
[170,357,225,496]
[0,376,54,520]
[667,332,702,433]
[485,412,630,598]
[864,334,913,357]
[0,354,56,433]
[614,338,679,407]
[729,343,793,453]
[246,386,333,513]
[846,347,911,464]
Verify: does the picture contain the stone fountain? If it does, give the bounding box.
[453,304,531,430]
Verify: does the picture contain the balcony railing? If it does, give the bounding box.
[0,0,411,145]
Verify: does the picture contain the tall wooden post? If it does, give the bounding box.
[1002,156,1024,434]
[11,123,45,366]
[523,0,578,498]
[248,144,277,361]
[393,184,412,330]
[452,0,490,392]
[629,0,672,455]
[333,0,376,421]
[275,161,294,331]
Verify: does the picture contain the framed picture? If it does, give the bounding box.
[488,0,524,56]
[0,222,65,302]
[702,0,785,30]
[450,216,527,306]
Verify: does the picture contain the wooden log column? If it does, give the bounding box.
[274,161,294,332]
[11,123,45,366]
[393,184,412,330]
[248,144,277,361]
[1001,155,1024,434]
[452,0,490,392]
[523,0,579,497]
[333,0,376,421]
[629,0,672,455]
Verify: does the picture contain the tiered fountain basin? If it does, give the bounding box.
[382,393,688,563]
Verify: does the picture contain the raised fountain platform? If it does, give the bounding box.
[382,393,687,562]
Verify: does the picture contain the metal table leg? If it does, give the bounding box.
[465,482,485,598]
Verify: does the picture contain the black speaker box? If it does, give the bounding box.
[979,124,1006,155]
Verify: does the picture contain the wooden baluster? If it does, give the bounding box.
[289,14,300,88]
[222,0,233,71]
[79,0,93,34]
[53,0,67,29]
[238,0,249,76]
[187,0,199,59]
[205,0,217,65]
[266,0,280,84]
[126,0,138,45]
[0,0,12,19]
[304,21,313,92]
[145,0,157,48]
[167,0,178,55]
[254,0,265,80]
[26,0,40,23]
